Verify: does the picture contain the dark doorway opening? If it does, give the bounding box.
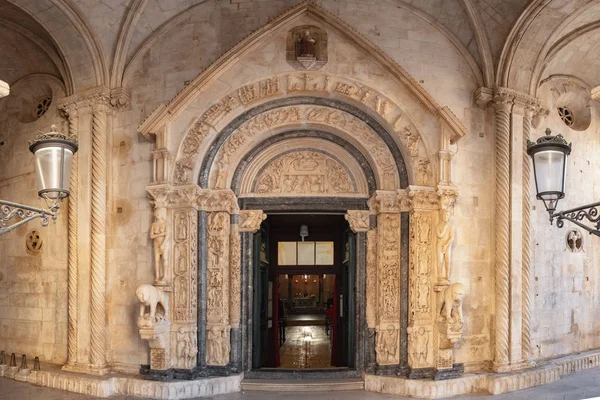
[252,213,356,370]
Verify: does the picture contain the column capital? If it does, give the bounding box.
[407,187,439,212]
[56,85,131,115]
[146,185,239,214]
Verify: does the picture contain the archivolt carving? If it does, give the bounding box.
[254,151,355,195]
[172,73,451,187]
[211,105,398,190]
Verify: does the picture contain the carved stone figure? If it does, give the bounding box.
[239,210,267,232]
[136,284,169,328]
[297,30,316,57]
[436,209,454,285]
[409,326,429,368]
[207,327,230,366]
[376,325,399,365]
[150,208,168,284]
[345,210,370,232]
[176,327,190,368]
[439,282,465,329]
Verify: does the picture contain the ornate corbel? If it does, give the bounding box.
[238,210,267,233]
[345,210,370,233]
[110,87,131,110]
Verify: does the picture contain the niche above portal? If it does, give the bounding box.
[286,25,328,71]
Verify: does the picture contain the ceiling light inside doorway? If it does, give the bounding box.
[300,224,309,241]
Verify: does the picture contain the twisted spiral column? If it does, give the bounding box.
[67,112,79,365]
[90,105,108,368]
[522,110,533,361]
[493,96,511,368]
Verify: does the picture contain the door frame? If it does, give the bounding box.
[239,197,368,379]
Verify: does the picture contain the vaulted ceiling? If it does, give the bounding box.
[1,0,600,97]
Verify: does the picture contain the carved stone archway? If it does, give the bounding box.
[136,0,466,382]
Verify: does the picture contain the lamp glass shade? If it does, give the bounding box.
[33,145,74,200]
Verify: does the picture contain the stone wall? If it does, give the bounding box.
[529,85,600,359]
[0,93,69,364]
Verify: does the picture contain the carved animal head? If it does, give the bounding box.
[450,283,465,303]
[136,284,153,305]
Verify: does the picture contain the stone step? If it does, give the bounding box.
[241,378,364,392]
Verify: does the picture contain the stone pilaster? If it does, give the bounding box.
[406,188,438,378]
[368,191,403,370]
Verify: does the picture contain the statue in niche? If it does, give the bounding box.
[150,208,168,285]
[436,208,454,285]
[286,25,328,71]
[296,30,316,58]
[177,213,187,241]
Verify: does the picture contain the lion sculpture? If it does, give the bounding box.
[136,284,169,328]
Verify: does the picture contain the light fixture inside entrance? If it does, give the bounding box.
[300,224,309,241]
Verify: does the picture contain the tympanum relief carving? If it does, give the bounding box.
[253,151,355,195]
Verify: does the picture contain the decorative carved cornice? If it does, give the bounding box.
[368,190,400,214]
[437,186,459,210]
[238,210,267,233]
[56,85,131,115]
[407,187,439,211]
[146,185,239,214]
[345,210,371,233]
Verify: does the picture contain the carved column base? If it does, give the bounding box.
[493,359,536,373]
[14,368,31,382]
[61,362,108,375]
[5,366,19,379]
[434,363,464,380]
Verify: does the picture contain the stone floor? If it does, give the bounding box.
[3,368,600,399]
[279,325,332,368]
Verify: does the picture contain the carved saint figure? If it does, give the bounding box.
[207,327,230,365]
[150,208,168,284]
[436,209,454,285]
[415,327,429,366]
[376,325,398,364]
[176,327,190,368]
[297,30,317,58]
